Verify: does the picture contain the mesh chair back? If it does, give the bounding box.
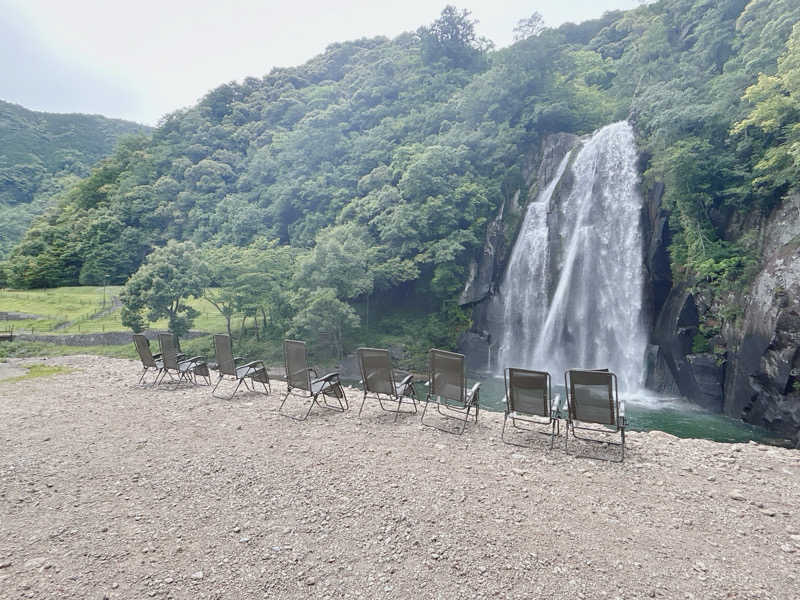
[214,334,236,376]
[358,348,394,396]
[506,368,550,418]
[158,333,180,370]
[284,340,311,391]
[566,369,617,426]
[429,349,466,403]
[133,334,157,368]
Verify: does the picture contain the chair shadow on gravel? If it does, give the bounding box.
[564,435,628,462]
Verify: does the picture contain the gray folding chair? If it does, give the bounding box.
[279,340,348,421]
[132,333,163,386]
[421,348,479,435]
[356,347,417,421]
[564,368,626,462]
[212,334,270,399]
[502,368,559,449]
[156,333,210,386]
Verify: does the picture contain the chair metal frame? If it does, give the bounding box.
[501,368,559,449]
[356,347,417,422]
[155,333,210,387]
[211,334,270,400]
[563,368,626,462]
[132,333,163,386]
[421,348,479,435]
[279,340,348,421]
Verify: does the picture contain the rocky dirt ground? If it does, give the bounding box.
[0,355,798,599]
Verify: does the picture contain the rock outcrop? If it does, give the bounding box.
[723,193,800,443]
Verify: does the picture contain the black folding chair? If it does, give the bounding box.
[564,369,626,462]
[356,347,417,421]
[421,348,479,435]
[279,340,348,421]
[501,368,559,449]
[212,334,270,400]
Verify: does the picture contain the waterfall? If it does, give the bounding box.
[490,121,647,391]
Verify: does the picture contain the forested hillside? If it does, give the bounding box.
[0,100,149,258]
[4,0,799,357]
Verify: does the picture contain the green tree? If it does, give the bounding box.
[294,223,377,301]
[289,287,360,359]
[204,238,295,339]
[417,6,493,70]
[513,12,545,41]
[120,241,209,337]
[732,22,800,199]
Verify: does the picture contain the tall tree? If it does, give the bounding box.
[417,5,493,69]
[120,241,209,337]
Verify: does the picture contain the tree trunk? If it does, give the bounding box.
[260,307,268,335]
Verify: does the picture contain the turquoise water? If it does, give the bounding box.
[345,373,790,445]
[467,374,790,446]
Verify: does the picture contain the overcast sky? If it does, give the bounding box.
[1,0,643,125]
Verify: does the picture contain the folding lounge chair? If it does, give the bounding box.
[356,347,417,421]
[279,340,348,421]
[132,333,163,386]
[156,333,210,386]
[564,368,626,462]
[502,368,559,449]
[211,334,270,400]
[421,348,479,435]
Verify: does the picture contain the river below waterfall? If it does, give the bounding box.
[464,374,792,446]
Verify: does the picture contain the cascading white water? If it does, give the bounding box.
[490,121,648,391]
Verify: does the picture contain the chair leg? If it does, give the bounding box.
[279,389,292,412]
[212,374,225,397]
[422,397,471,435]
[358,391,368,418]
[279,389,316,421]
[154,368,168,387]
[420,395,432,428]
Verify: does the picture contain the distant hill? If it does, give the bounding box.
[0,100,150,257]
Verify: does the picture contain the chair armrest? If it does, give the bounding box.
[312,371,340,385]
[240,360,265,370]
[467,382,480,405]
[178,354,206,365]
[397,374,414,387]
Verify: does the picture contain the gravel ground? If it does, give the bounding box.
[1,355,799,600]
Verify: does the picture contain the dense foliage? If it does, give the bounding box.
[0,100,149,259]
[6,1,800,358]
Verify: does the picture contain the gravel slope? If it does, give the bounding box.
[0,355,798,599]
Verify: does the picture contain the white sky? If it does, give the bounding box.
[0,0,643,125]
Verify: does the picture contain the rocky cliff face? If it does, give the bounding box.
[723,193,800,443]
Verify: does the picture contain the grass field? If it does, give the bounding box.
[0,287,229,334]
[0,286,425,370]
